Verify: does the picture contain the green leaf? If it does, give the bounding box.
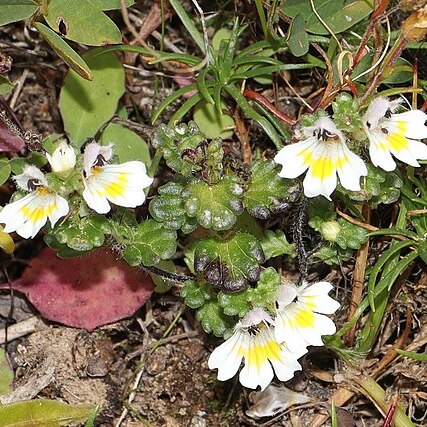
[194,232,265,291]
[43,0,122,46]
[287,14,309,57]
[314,244,353,265]
[193,100,235,140]
[122,220,177,267]
[0,0,38,26]
[281,0,373,35]
[248,267,281,307]
[153,122,206,176]
[48,214,110,252]
[183,177,244,231]
[59,49,125,148]
[395,349,427,362]
[260,230,296,260]
[244,160,297,219]
[196,301,234,337]
[0,76,13,96]
[88,0,134,10]
[34,22,92,81]
[0,159,11,186]
[0,399,95,426]
[149,181,198,233]
[0,348,13,394]
[149,261,176,293]
[308,198,336,230]
[100,123,151,165]
[335,218,367,250]
[218,288,251,317]
[418,241,427,265]
[181,279,212,309]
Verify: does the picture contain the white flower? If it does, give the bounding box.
[0,165,69,238]
[82,142,153,214]
[274,281,340,353]
[208,307,304,390]
[46,141,76,173]
[274,117,367,199]
[363,97,427,171]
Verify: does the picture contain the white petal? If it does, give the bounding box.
[275,283,298,309]
[336,144,367,191]
[392,110,427,139]
[47,195,70,227]
[208,330,245,381]
[367,131,397,171]
[270,347,303,383]
[274,137,317,179]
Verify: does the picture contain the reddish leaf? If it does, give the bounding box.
[9,248,154,330]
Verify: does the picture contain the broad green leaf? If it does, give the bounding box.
[194,232,265,291]
[193,100,235,140]
[281,0,374,35]
[260,230,296,260]
[181,279,212,309]
[122,220,177,267]
[34,22,92,81]
[0,0,38,26]
[0,348,13,394]
[59,49,125,147]
[88,0,134,10]
[183,177,244,231]
[43,0,121,46]
[335,218,367,250]
[218,288,251,317]
[0,399,94,426]
[196,301,234,337]
[149,181,198,233]
[244,160,297,219]
[287,14,309,57]
[0,226,14,255]
[0,159,11,186]
[0,76,13,96]
[100,123,151,165]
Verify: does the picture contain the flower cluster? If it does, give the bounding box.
[208,280,340,390]
[274,97,427,199]
[0,142,153,238]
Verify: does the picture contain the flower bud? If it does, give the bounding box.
[47,141,76,173]
[320,221,341,242]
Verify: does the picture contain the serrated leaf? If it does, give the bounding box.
[307,198,336,230]
[100,123,151,165]
[43,0,122,46]
[248,267,281,307]
[88,0,134,10]
[122,220,177,266]
[59,49,125,147]
[153,122,207,176]
[244,160,296,219]
[183,177,244,231]
[0,399,95,426]
[336,218,367,250]
[181,279,212,308]
[0,0,38,26]
[196,300,234,337]
[218,287,251,317]
[48,214,110,252]
[287,14,309,57]
[149,181,197,233]
[34,22,92,80]
[281,0,373,35]
[194,232,265,292]
[260,230,296,260]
